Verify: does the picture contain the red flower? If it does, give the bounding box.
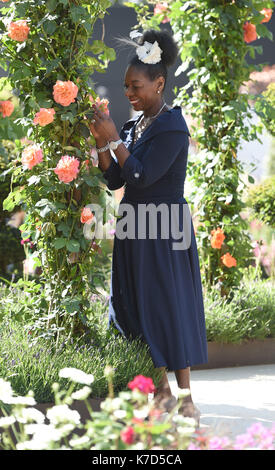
[128,375,156,394]
[120,426,135,445]
[260,8,272,23]
[243,22,257,43]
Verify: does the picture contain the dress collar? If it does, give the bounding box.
[120,105,191,152]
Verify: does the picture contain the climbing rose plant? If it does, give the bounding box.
[0,0,116,340]
[127,0,273,296]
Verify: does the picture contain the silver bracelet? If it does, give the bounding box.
[96,143,110,153]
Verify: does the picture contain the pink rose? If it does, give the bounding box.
[22,145,43,170]
[88,96,109,115]
[154,2,170,23]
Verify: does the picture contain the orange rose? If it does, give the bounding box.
[8,20,30,42]
[221,252,237,268]
[33,108,55,126]
[210,227,226,249]
[53,80,78,107]
[260,8,273,23]
[54,155,80,183]
[243,22,257,43]
[80,207,94,224]
[0,100,14,117]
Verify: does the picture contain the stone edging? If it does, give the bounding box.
[191,338,275,370]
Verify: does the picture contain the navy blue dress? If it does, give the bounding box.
[103,105,208,371]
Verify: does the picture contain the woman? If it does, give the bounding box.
[89,29,208,422]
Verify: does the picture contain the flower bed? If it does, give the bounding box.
[1,367,274,450]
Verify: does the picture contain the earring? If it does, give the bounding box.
[157,90,160,94]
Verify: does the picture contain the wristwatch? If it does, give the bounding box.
[109,139,122,150]
[96,143,110,153]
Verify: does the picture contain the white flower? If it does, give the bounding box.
[113,409,127,419]
[17,424,64,449]
[71,386,91,401]
[16,439,48,450]
[59,367,94,385]
[133,406,150,420]
[0,416,16,427]
[0,378,14,402]
[14,407,45,424]
[24,423,63,439]
[5,396,36,406]
[177,425,196,435]
[100,397,123,412]
[172,414,196,427]
[46,404,81,426]
[136,40,162,64]
[69,435,90,448]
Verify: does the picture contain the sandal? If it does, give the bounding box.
[178,401,201,428]
[153,394,178,413]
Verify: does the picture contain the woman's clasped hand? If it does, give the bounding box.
[89,105,120,142]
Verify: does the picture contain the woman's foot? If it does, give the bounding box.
[178,397,200,427]
[153,393,177,412]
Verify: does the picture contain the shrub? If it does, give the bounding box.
[244,175,275,228]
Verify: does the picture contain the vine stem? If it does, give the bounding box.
[62,120,67,148]
[41,24,69,78]
[69,23,79,65]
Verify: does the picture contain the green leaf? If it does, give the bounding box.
[35,198,51,208]
[61,112,74,124]
[83,174,98,187]
[224,110,235,122]
[90,40,105,55]
[70,5,89,23]
[40,205,53,218]
[53,238,67,249]
[102,46,116,62]
[222,215,231,225]
[28,175,41,186]
[46,0,58,12]
[57,222,70,236]
[45,58,61,74]
[66,239,80,252]
[3,190,24,212]
[78,123,90,139]
[43,20,57,34]
[248,175,255,184]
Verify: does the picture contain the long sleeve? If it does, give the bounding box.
[102,154,125,190]
[120,131,188,189]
